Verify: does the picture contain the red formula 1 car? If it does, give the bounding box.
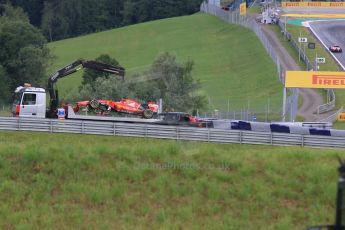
[76,98,158,119]
[329,45,342,53]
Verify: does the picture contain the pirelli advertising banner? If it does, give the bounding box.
[240,2,246,15]
[285,71,345,89]
[282,2,345,8]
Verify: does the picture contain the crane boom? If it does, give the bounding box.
[47,59,125,117]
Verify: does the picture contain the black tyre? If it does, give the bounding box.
[143,109,154,119]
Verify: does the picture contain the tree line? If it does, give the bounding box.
[0,4,51,102]
[0,3,206,112]
[2,0,202,41]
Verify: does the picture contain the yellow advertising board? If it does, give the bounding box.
[240,2,246,15]
[338,113,345,121]
[285,71,345,89]
[282,13,345,19]
[282,1,345,8]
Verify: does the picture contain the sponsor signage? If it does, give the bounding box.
[240,2,246,15]
[316,57,326,64]
[338,113,345,121]
[282,13,345,18]
[298,37,308,43]
[285,71,345,89]
[282,1,345,8]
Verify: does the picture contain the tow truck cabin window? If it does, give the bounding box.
[22,93,36,105]
[13,93,22,105]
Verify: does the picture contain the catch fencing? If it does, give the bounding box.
[0,117,344,149]
[200,2,298,122]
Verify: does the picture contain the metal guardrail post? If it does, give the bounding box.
[176,127,179,140]
[301,135,304,147]
[270,133,273,145]
[239,131,242,144]
[50,120,53,133]
[81,120,84,134]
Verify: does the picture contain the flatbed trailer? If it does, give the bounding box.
[67,106,212,127]
[67,106,161,124]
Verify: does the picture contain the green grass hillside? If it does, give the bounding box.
[49,13,281,112]
[0,131,343,229]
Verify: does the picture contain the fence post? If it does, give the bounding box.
[113,123,116,136]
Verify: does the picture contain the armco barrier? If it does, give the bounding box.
[0,117,344,149]
[320,106,344,123]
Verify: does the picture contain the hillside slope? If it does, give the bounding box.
[0,131,343,229]
[49,13,281,112]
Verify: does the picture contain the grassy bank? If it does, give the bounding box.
[0,131,344,229]
[333,121,345,130]
[49,13,281,112]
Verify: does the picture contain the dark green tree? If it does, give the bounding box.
[130,52,206,112]
[0,65,10,101]
[41,0,124,41]
[11,0,44,27]
[123,0,203,25]
[12,0,202,41]
[41,0,76,41]
[81,54,121,86]
[76,54,127,101]
[0,4,51,101]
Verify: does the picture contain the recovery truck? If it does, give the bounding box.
[11,59,209,127]
[12,59,126,119]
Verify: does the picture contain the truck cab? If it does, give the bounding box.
[12,84,46,118]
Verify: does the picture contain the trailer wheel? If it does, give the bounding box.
[143,109,153,119]
[90,99,100,109]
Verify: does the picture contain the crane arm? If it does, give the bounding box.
[47,59,125,117]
